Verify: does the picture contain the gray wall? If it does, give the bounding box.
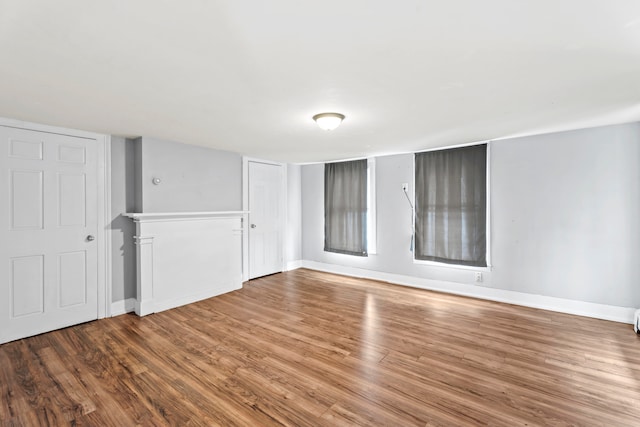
[110,137,137,302]
[111,136,243,304]
[135,137,242,212]
[285,164,302,264]
[301,122,640,308]
[490,123,640,306]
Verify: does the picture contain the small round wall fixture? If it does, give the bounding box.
[313,112,345,131]
[152,177,161,185]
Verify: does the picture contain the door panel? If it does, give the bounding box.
[9,139,43,160]
[58,173,86,226]
[11,255,44,317]
[11,170,44,229]
[248,161,283,279]
[58,251,87,308]
[57,144,85,163]
[0,126,98,344]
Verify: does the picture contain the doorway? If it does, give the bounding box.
[244,160,284,280]
[0,121,108,343]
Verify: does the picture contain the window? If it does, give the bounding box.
[414,144,487,267]
[324,159,369,256]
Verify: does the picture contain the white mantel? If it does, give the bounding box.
[124,211,247,316]
[124,211,247,221]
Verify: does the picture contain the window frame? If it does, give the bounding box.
[323,157,377,257]
[412,141,492,270]
[367,158,377,255]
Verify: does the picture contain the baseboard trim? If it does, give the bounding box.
[110,298,136,317]
[286,260,302,271]
[300,260,636,324]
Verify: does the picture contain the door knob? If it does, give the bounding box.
[86,235,95,241]
[250,224,257,228]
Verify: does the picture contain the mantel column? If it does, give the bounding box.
[134,235,155,316]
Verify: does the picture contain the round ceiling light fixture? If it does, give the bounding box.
[313,112,345,131]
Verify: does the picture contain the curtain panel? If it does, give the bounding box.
[415,144,487,267]
[324,159,368,256]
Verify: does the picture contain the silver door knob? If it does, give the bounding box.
[250,224,257,228]
[86,235,95,241]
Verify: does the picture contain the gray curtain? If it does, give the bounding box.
[415,144,487,267]
[324,159,368,256]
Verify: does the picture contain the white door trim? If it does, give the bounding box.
[0,117,112,318]
[242,156,287,282]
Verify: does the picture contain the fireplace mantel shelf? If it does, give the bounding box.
[124,211,248,221]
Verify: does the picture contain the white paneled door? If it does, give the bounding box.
[248,161,283,279]
[0,126,98,344]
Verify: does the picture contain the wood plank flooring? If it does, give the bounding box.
[1,268,640,426]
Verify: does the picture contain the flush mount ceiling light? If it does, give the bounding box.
[313,112,345,131]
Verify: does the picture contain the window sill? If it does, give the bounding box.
[413,258,492,272]
[324,249,369,258]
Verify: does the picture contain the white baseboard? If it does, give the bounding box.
[286,260,302,271]
[110,298,136,317]
[300,260,636,324]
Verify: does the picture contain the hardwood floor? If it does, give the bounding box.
[1,268,639,426]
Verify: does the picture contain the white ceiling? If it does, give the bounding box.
[1,1,639,163]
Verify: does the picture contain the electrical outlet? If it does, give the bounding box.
[402,183,409,192]
[475,272,483,283]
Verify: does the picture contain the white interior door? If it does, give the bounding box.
[0,126,98,344]
[248,161,283,279]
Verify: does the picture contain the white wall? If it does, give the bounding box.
[301,122,640,309]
